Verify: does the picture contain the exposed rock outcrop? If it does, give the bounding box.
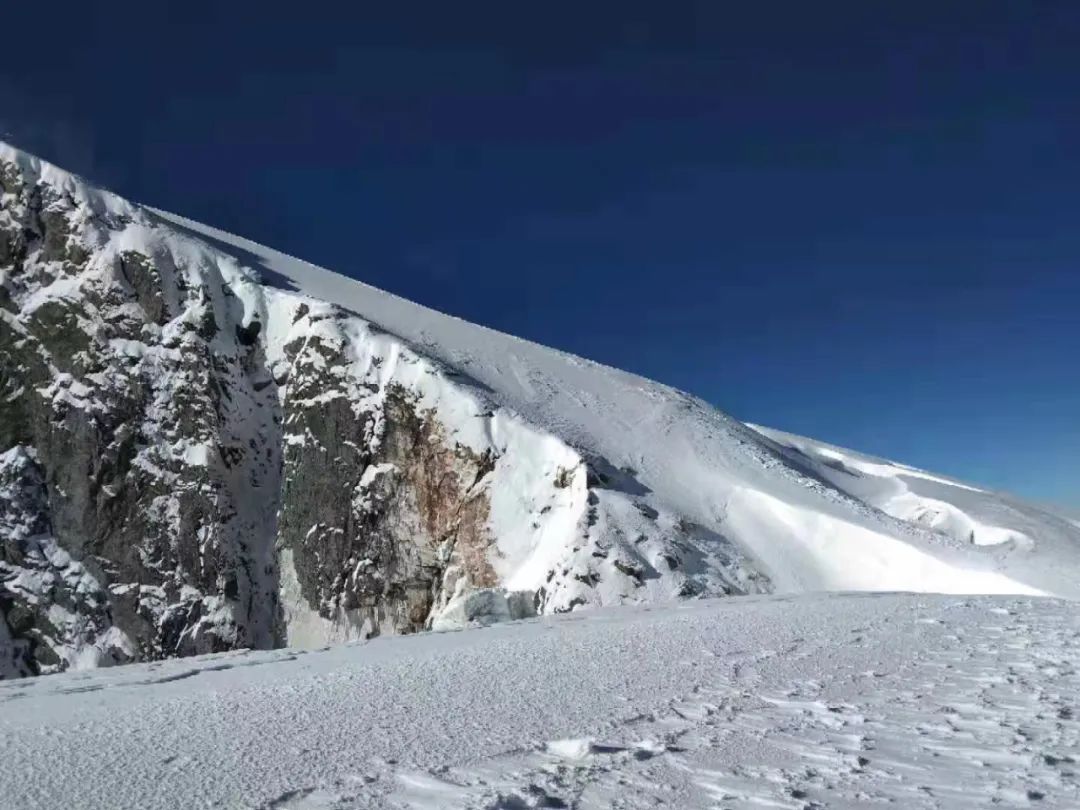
[275,332,501,642]
[0,152,282,673]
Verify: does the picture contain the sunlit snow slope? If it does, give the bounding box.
[152,206,1078,601]
[749,425,1080,599]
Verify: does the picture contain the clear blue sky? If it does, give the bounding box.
[2,2,1076,507]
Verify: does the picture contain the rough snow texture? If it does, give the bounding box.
[2,139,1078,676]
[1,593,1077,808]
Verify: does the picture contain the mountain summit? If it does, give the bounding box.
[1,140,1076,677]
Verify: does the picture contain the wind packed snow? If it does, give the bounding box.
[2,594,1078,808]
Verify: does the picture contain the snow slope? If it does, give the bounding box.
[750,425,1080,599]
[151,205,1079,601]
[2,593,1077,808]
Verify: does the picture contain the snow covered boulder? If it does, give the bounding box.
[431,588,537,631]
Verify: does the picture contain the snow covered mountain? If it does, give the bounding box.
[1,140,1077,678]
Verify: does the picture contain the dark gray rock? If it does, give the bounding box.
[0,156,283,675]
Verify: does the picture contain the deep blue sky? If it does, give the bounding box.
[2,2,1077,506]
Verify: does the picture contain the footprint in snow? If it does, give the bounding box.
[544,737,670,762]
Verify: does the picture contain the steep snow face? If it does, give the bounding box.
[1,139,1078,676]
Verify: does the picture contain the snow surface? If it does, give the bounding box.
[2,593,1077,808]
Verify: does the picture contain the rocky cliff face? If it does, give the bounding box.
[273,325,503,644]
[0,151,284,674]
[3,144,746,677]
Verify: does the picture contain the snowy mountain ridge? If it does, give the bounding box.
[1,139,1076,677]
